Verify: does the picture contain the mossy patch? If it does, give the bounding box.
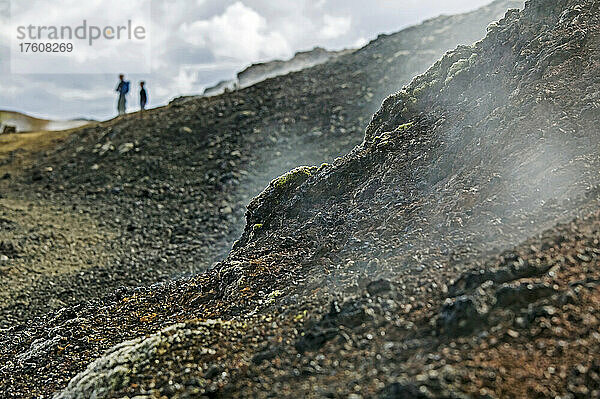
[412,78,440,97]
[395,122,414,132]
[445,53,478,84]
[272,166,315,190]
[252,223,263,231]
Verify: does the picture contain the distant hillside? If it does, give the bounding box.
[237,47,353,88]
[0,110,90,133]
[201,47,350,97]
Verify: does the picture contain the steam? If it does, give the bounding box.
[203,47,344,97]
[218,2,535,265]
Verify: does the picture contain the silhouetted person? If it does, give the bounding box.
[139,81,148,112]
[116,74,130,116]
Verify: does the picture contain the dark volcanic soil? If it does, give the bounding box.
[7,0,600,398]
[0,0,519,330]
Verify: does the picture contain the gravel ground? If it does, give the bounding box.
[0,197,118,323]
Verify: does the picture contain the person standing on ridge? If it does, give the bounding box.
[116,74,130,116]
[139,81,148,114]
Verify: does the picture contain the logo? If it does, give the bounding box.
[8,0,152,74]
[16,20,147,46]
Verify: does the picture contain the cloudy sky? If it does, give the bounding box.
[0,0,496,121]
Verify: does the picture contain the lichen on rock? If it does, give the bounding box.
[54,323,186,399]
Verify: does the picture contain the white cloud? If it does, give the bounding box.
[180,2,290,62]
[353,36,368,48]
[174,66,200,94]
[320,14,351,39]
[0,80,20,96]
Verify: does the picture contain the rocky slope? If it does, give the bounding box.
[1,0,599,398]
[0,1,590,398]
[0,0,520,331]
